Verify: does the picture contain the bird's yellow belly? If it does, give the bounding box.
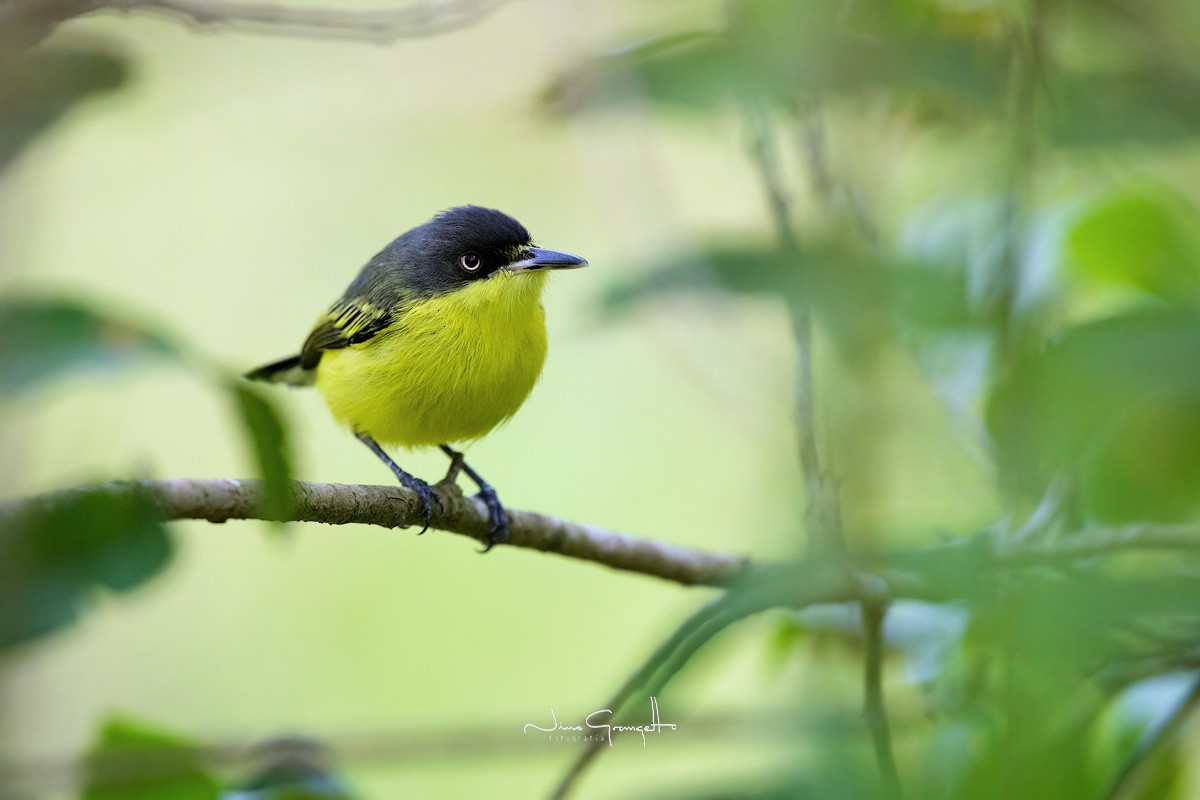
[314,272,548,447]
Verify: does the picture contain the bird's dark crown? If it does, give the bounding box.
[350,205,534,299]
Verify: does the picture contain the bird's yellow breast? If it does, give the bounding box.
[315,271,549,447]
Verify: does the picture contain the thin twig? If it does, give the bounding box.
[94,0,511,41]
[792,100,879,245]
[742,100,845,558]
[991,3,1045,366]
[998,524,1200,565]
[862,597,902,798]
[0,478,749,588]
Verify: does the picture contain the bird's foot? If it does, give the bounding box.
[476,485,509,553]
[354,432,440,534]
[396,474,438,534]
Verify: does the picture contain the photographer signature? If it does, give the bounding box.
[523,697,676,747]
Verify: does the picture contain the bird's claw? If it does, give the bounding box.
[476,485,509,553]
[405,478,437,535]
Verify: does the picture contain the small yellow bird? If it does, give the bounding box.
[246,206,587,550]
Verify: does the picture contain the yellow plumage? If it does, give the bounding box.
[314,270,549,447]
[246,205,585,548]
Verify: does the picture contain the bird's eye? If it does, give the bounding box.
[459,253,482,272]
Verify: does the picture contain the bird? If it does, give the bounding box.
[245,205,587,551]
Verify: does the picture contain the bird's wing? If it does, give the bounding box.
[299,296,397,369]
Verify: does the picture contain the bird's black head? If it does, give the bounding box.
[368,205,586,298]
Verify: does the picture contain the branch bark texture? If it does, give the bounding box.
[1,478,750,588]
[6,478,1200,592]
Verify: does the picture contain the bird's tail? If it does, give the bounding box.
[244,355,315,387]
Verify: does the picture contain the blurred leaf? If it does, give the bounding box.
[603,242,972,353]
[1082,391,1200,523]
[1048,68,1200,147]
[988,309,1200,520]
[1097,675,1197,800]
[1067,187,1200,300]
[764,614,806,672]
[728,0,1006,100]
[547,0,1005,115]
[0,45,128,170]
[543,34,747,114]
[944,566,1200,800]
[230,383,294,525]
[0,297,177,399]
[84,718,219,800]
[882,534,998,604]
[988,570,1200,682]
[0,485,172,650]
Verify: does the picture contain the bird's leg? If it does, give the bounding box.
[439,444,509,552]
[356,432,436,534]
[441,448,465,485]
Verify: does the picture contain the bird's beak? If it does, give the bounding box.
[503,246,588,273]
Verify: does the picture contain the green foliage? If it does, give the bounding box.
[0,297,294,648]
[1048,69,1200,147]
[0,46,128,171]
[0,298,177,398]
[603,242,972,355]
[84,719,219,800]
[548,0,1006,115]
[230,382,295,526]
[555,0,1200,796]
[7,0,1200,797]
[989,309,1200,521]
[0,486,172,649]
[80,720,361,800]
[1067,187,1200,300]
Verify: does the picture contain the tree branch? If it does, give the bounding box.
[93,0,511,41]
[0,478,750,588]
[998,524,1200,564]
[7,480,1200,592]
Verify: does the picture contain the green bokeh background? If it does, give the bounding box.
[0,2,985,795]
[13,0,1194,797]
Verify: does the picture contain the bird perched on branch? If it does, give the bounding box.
[246,206,587,550]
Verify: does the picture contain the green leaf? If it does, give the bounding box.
[764,614,807,672]
[0,46,128,171]
[0,297,177,399]
[1048,68,1200,147]
[230,383,294,525]
[546,0,1005,115]
[0,485,173,650]
[1067,188,1200,300]
[84,718,219,800]
[1080,390,1200,523]
[602,242,971,351]
[543,34,746,114]
[728,0,1005,100]
[988,309,1200,521]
